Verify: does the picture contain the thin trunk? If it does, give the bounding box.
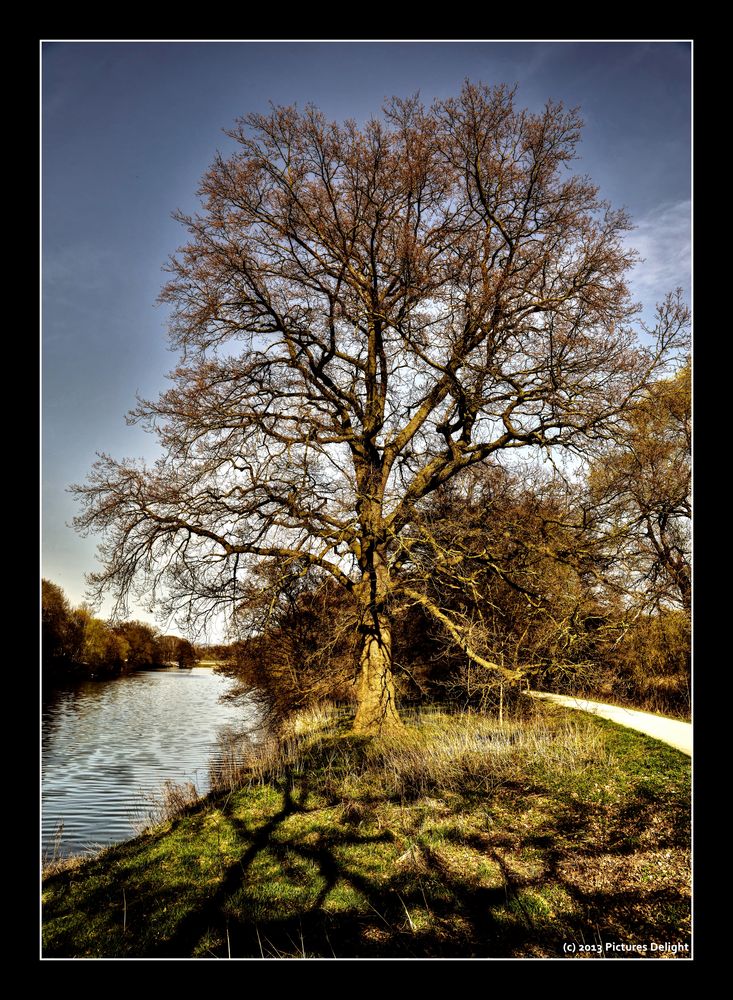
[353,615,402,733]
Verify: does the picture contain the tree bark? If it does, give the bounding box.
[353,614,401,733]
[352,537,402,732]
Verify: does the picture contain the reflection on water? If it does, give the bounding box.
[42,667,258,858]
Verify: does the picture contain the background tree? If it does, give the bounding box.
[73,82,688,732]
[223,563,357,726]
[42,579,78,674]
[175,637,198,668]
[160,634,200,667]
[42,580,132,681]
[392,462,614,707]
[73,609,130,676]
[588,353,691,613]
[111,621,162,669]
[158,634,180,665]
[195,642,235,664]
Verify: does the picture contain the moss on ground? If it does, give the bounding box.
[42,704,691,958]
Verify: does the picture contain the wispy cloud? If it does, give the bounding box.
[625,199,691,308]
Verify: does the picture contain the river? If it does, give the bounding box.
[42,666,258,859]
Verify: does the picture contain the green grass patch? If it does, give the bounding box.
[43,703,691,958]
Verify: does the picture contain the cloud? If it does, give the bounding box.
[625,199,691,307]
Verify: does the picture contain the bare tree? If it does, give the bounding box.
[73,83,688,732]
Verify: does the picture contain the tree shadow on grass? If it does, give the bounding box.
[43,766,690,959]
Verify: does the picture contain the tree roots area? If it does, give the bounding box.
[42,704,690,959]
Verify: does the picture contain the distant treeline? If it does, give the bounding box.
[42,579,200,683]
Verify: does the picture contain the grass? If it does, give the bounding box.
[42,702,691,958]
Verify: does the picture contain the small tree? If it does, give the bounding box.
[73,82,688,732]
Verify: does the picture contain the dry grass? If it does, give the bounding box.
[138,779,203,829]
[368,709,609,800]
[198,702,618,839]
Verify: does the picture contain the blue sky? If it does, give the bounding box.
[42,40,691,628]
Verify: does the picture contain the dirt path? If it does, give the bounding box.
[528,691,692,756]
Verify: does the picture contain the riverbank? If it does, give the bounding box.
[42,703,691,958]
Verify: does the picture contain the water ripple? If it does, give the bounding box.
[42,667,257,858]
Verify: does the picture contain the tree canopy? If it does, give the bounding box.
[73,82,689,732]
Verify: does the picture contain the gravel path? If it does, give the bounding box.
[528,691,692,756]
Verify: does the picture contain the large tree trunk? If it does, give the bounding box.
[352,540,402,732]
[352,482,402,732]
[353,614,401,733]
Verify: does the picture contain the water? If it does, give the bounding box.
[42,667,258,859]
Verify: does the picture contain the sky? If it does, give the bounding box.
[41,40,692,631]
